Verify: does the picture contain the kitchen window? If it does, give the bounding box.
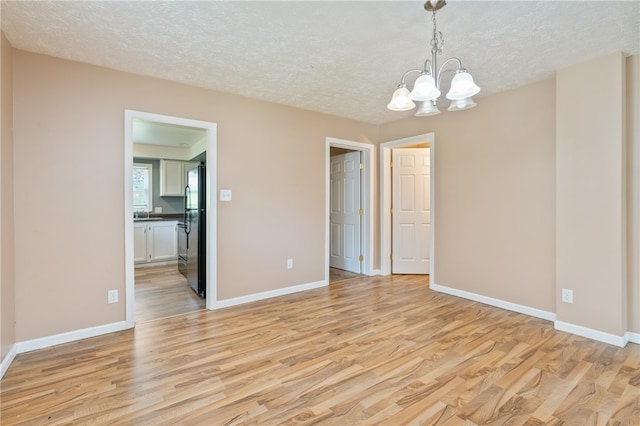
[133,163,153,212]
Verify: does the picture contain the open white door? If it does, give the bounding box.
[330,151,361,273]
[392,148,430,274]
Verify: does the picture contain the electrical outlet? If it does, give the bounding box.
[287,259,293,269]
[561,288,573,304]
[108,290,119,304]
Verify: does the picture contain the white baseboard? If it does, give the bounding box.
[211,280,328,310]
[0,344,17,379]
[16,321,129,354]
[371,269,382,276]
[627,332,640,345]
[430,283,640,348]
[3,281,636,381]
[554,321,629,348]
[135,260,177,268]
[430,282,557,322]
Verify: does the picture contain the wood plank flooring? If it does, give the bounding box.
[2,274,639,425]
[329,267,361,283]
[135,264,205,322]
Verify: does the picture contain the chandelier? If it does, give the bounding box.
[387,0,480,116]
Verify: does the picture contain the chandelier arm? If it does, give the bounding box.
[435,57,463,89]
[422,59,434,76]
[398,69,423,86]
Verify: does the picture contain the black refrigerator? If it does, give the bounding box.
[184,164,206,297]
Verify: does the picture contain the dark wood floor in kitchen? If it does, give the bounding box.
[135,264,205,322]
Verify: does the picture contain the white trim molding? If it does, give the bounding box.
[379,133,435,277]
[430,282,556,322]
[432,281,636,347]
[15,321,129,354]
[0,344,17,379]
[211,280,327,310]
[325,137,376,279]
[627,332,640,345]
[125,110,218,323]
[554,321,630,348]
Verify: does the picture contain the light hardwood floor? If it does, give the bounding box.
[2,274,639,425]
[135,264,205,322]
[329,267,361,283]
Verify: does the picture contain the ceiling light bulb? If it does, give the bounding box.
[446,70,480,100]
[410,74,441,101]
[387,86,416,111]
[415,101,441,117]
[448,97,477,111]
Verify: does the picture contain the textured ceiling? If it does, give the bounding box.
[2,1,639,125]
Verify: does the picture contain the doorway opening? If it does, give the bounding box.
[325,137,375,283]
[124,110,217,328]
[380,133,435,277]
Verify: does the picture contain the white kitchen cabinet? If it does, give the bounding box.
[160,160,200,196]
[134,220,178,264]
[149,221,178,261]
[133,222,148,263]
[159,160,184,196]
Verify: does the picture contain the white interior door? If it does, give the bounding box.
[392,148,430,274]
[330,151,361,273]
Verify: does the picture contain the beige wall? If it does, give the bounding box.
[556,52,627,336]
[379,78,557,314]
[379,54,640,339]
[12,50,377,341]
[5,44,640,348]
[1,31,16,362]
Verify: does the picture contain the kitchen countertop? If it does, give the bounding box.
[133,213,183,222]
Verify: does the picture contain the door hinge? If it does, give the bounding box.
[359,163,364,170]
[390,161,393,168]
[359,209,364,216]
[390,253,393,260]
[359,255,364,262]
[390,207,393,215]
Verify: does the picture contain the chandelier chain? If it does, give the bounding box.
[431,12,444,55]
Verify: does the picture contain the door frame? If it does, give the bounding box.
[124,110,217,328]
[325,137,375,280]
[380,133,435,277]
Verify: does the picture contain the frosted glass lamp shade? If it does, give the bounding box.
[415,101,441,117]
[409,74,441,101]
[447,97,477,111]
[446,70,480,100]
[387,86,416,111]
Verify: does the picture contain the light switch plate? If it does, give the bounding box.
[220,189,232,201]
